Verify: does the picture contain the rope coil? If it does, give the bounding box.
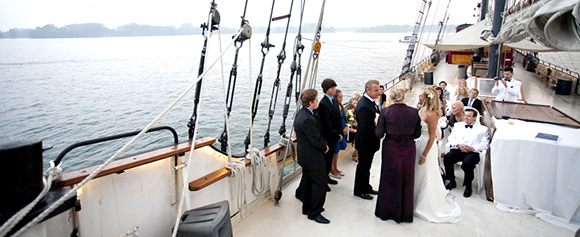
[246,148,269,197]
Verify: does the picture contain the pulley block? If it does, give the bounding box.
[236,24,252,42]
[313,41,322,52]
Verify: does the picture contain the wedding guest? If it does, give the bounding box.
[455,85,469,102]
[294,88,330,224]
[374,87,421,222]
[462,88,483,116]
[438,81,450,101]
[345,97,359,162]
[378,85,388,110]
[318,79,343,187]
[354,80,381,200]
[444,108,490,198]
[352,91,362,100]
[434,86,447,116]
[455,79,468,92]
[330,89,348,179]
[447,101,465,130]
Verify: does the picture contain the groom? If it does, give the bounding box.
[444,108,489,198]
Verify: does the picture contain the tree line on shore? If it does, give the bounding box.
[0,22,455,39]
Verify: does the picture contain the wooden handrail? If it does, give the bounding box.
[189,142,289,191]
[54,137,215,187]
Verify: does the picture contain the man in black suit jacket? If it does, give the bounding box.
[317,78,343,186]
[294,88,330,224]
[353,80,381,200]
[461,88,483,116]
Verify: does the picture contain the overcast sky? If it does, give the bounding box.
[0,0,481,32]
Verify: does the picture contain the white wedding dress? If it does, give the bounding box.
[414,120,464,223]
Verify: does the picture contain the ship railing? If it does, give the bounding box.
[514,49,580,81]
[53,126,179,167]
[384,53,438,90]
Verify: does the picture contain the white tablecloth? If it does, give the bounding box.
[490,119,580,231]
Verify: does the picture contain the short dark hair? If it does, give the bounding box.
[321,78,337,93]
[439,81,447,86]
[465,107,478,117]
[504,67,513,73]
[300,88,318,107]
[379,85,384,89]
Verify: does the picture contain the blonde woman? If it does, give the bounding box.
[374,88,421,222]
[447,101,465,130]
[414,87,463,223]
[455,85,470,102]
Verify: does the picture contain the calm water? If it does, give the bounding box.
[0,33,421,172]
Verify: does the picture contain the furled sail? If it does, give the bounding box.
[489,0,580,51]
[424,21,557,52]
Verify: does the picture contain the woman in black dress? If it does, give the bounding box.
[374,88,422,223]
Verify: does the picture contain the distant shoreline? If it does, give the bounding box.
[0,23,458,39]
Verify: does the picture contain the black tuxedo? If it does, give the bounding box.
[294,107,328,218]
[318,95,343,176]
[353,95,380,195]
[461,97,483,116]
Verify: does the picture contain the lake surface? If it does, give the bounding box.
[3,33,578,172]
[0,33,423,171]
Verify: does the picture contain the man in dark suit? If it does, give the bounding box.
[317,78,343,186]
[461,88,483,116]
[353,80,381,200]
[294,88,330,224]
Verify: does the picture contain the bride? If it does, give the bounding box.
[414,87,464,223]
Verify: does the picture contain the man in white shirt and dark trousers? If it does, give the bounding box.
[491,67,522,102]
[444,108,490,198]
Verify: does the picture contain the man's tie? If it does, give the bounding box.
[465,124,473,128]
[505,78,511,82]
[468,99,473,107]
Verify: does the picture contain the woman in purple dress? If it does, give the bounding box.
[374,88,422,223]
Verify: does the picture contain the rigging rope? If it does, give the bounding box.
[302,38,386,49]
[411,0,433,69]
[0,162,61,237]
[12,25,242,237]
[243,0,277,151]
[274,0,325,205]
[434,0,452,46]
[264,0,295,148]
[278,0,303,139]
[218,0,252,152]
[187,0,220,140]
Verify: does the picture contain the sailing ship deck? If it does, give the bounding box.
[231,62,578,236]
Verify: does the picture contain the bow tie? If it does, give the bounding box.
[465,124,473,128]
[505,78,511,82]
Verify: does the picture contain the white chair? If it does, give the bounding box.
[453,149,486,194]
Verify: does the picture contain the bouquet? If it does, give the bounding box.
[345,109,355,124]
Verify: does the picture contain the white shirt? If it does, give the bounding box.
[491,78,522,102]
[447,121,490,153]
[467,98,475,107]
[363,93,374,103]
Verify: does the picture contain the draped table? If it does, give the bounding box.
[490,118,580,231]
